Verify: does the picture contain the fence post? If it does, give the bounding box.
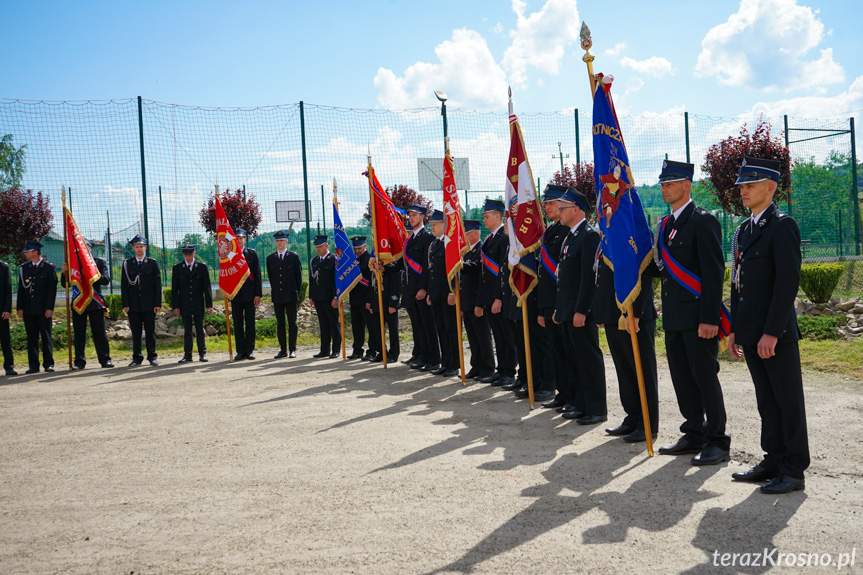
[300,101,312,279]
[159,185,167,270]
[137,96,150,245]
[784,115,792,216]
[684,112,690,164]
[321,184,326,233]
[574,109,580,164]
[851,117,861,255]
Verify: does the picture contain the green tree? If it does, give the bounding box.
[0,134,27,189]
[790,152,853,248]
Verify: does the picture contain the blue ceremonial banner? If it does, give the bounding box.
[592,76,654,311]
[333,199,361,302]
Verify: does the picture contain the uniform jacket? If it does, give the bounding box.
[266,250,303,304]
[427,237,451,303]
[1,262,13,315]
[730,203,801,346]
[404,227,433,296]
[234,247,263,304]
[554,221,599,323]
[171,260,213,316]
[120,257,162,312]
[593,255,656,328]
[654,202,724,332]
[349,250,372,308]
[538,221,568,315]
[371,259,402,310]
[61,257,110,312]
[16,259,58,315]
[310,252,336,302]
[478,226,507,308]
[459,241,483,310]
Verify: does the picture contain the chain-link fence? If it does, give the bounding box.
[1,98,860,296]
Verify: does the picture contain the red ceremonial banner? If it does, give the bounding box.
[443,150,468,289]
[215,196,250,299]
[365,166,406,264]
[65,208,102,315]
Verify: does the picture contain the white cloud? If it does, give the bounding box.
[374,28,507,110]
[624,77,645,95]
[695,0,844,91]
[619,56,675,78]
[502,0,581,88]
[746,75,863,118]
[493,22,503,35]
[604,42,627,57]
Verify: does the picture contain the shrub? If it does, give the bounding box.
[800,263,845,304]
[204,312,226,334]
[163,288,173,309]
[51,323,69,347]
[103,294,124,320]
[9,322,27,351]
[255,317,278,339]
[797,315,845,340]
[300,280,308,303]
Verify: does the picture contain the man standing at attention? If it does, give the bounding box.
[310,235,340,359]
[121,235,162,367]
[266,230,303,359]
[17,240,57,373]
[231,229,262,361]
[61,238,113,369]
[171,245,213,363]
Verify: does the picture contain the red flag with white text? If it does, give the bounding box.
[215,196,250,299]
[364,166,406,264]
[443,150,468,289]
[65,208,102,315]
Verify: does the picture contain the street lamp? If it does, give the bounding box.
[434,90,448,146]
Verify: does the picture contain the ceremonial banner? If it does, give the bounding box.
[364,167,406,264]
[592,76,654,311]
[64,208,102,314]
[333,199,361,302]
[214,195,250,299]
[505,112,544,304]
[443,150,468,288]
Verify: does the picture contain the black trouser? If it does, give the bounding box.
[410,296,439,365]
[606,323,658,433]
[744,342,809,479]
[350,304,379,355]
[560,318,606,416]
[182,314,206,357]
[273,301,298,353]
[487,308,516,377]
[315,300,340,354]
[23,314,53,370]
[665,329,730,450]
[128,310,157,362]
[516,304,555,393]
[72,308,111,367]
[1,318,14,370]
[432,299,460,370]
[372,299,400,358]
[543,310,568,399]
[463,306,494,376]
[231,299,256,357]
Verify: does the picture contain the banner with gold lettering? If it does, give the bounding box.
[215,195,250,299]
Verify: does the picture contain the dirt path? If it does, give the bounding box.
[1,348,861,574]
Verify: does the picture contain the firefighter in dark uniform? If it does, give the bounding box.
[367,254,401,363]
[171,245,213,363]
[728,157,809,494]
[594,248,659,443]
[459,219,494,380]
[17,240,57,373]
[552,190,606,425]
[404,205,440,372]
[310,235,340,358]
[399,218,417,365]
[121,235,162,367]
[60,238,113,369]
[231,229,262,361]
[651,160,730,465]
[537,186,571,408]
[426,210,460,377]
[348,236,378,361]
[266,230,303,359]
[1,260,15,375]
[477,199,514,387]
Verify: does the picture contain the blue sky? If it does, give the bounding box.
[5,0,862,119]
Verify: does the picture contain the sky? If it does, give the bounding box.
[4,0,862,120]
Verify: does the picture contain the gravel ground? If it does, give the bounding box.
[1,346,861,574]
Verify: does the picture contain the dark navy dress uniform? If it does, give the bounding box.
[479,222,514,381]
[427,228,459,373]
[310,246,340,356]
[266,247,303,355]
[370,258,401,360]
[459,225,494,378]
[17,252,58,372]
[349,246,378,359]
[404,222,439,368]
[61,256,112,368]
[553,218,606,419]
[121,252,162,363]
[1,262,16,373]
[654,200,730,452]
[171,257,213,360]
[231,233,262,359]
[731,166,809,486]
[538,218,569,399]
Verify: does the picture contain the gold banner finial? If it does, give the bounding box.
[580,22,597,95]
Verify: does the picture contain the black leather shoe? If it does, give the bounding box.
[45,365,55,372]
[513,385,530,398]
[442,368,459,377]
[605,424,636,436]
[401,356,415,364]
[25,368,40,374]
[128,361,141,368]
[5,369,17,376]
[199,355,208,363]
[347,353,363,360]
[501,379,522,391]
[178,357,192,364]
[421,363,440,372]
[542,397,566,409]
[561,410,586,420]
[101,361,114,368]
[431,366,448,375]
[732,464,776,483]
[465,369,480,379]
[409,361,424,369]
[533,390,555,402]
[275,351,288,359]
[288,352,295,358]
[387,355,398,362]
[148,360,159,367]
[234,354,246,361]
[370,354,383,363]
[478,372,501,384]
[312,352,328,358]
[556,403,578,414]
[362,353,376,361]
[247,354,257,360]
[691,445,730,466]
[658,437,704,456]
[493,375,514,387]
[329,352,339,359]
[71,365,83,371]
[623,429,656,443]
[576,414,607,425]
[760,474,805,494]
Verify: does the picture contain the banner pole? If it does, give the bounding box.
[62,186,73,371]
[454,278,466,385]
[626,303,654,456]
[224,296,233,362]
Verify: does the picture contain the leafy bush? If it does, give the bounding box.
[163,288,173,309]
[797,315,845,340]
[200,188,263,237]
[300,280,308,303]
[204,312,226,334]
[800,263,845,304]
[9,322,27,351]
[255,317,278,339]
[51,323,69,347]
[103,294,124,320]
